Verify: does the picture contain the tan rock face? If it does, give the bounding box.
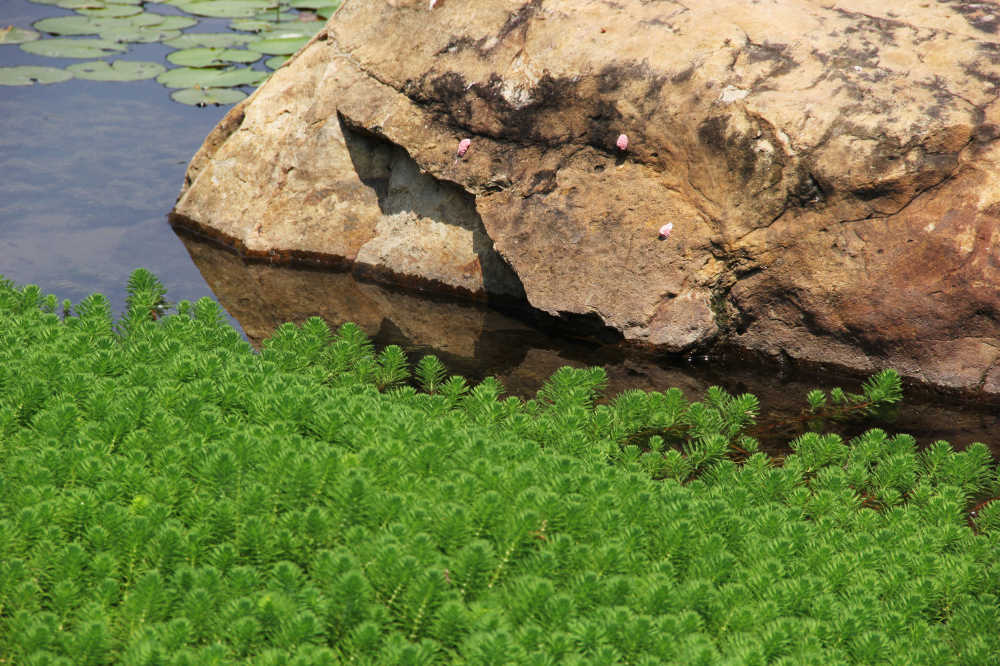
[172,0,1000,397]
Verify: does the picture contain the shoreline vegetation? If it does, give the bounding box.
[2,270,999,663]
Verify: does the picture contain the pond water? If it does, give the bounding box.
[3,0,997,455]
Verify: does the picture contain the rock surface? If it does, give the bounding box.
[172,0,1000,396]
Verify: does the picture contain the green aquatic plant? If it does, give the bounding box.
[2,0,339,99]
[1,270,999,663]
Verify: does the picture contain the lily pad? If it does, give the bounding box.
[21,37,127,59]
[0,65,73,86]
[229,18,277,33]
[253,10,299,22]
[156,65,267,88]
[34,13,181,36]
[99,27,181,44]
[141,15,198,31]
[167,47,261,67]
[163,32,254,49]
[317,6,338,19]
[171,87,247,106]
[76,5,143,18]
[0,26,41,44]
[57,0,143,7]
[248,35,309,55]
[290,0,340,7]
[67,59,165,81]
[264,55,287,69]
[173,0,273,18]
[262,21,326,38]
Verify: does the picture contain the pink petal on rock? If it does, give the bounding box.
[616,133,629,151]
[658,222,673,239]
[457,138,471,157]
[430,0,438,7]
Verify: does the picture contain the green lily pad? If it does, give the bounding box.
[317,6,338,19]
[76,5,143,18]
[57,0,143,6]
[254,10,298,22]
[156,65,267,88]
[142,15,198,31]
[21,37,127,59]
[264,55,288,69]
[34,13,180,36]
[262,21,326,38]
[173,0,273,18]
[99,27,181,44]
[171,86,247,106]
[67,59,165,81]
[0,26,41,44]
[229,18,277,33]
[167,47,261,67]
[290,0,340,7]
[163,32,254,49]
[248,35,309,55]
[0,65,73,86]
[56,0,110,8]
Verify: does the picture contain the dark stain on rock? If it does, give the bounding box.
[853,184,901,202]
[671,64,695,84]
[467,72,578,142]
[596,63,629,93]
[975,123,1000,143]
[789,172,826,207]
[944,0,1000,34]
[584,99,623,147]
[430,71,468,102]
[745,41,799,76]
[496,0,542,44]
[526,169,557,195]
[433,36,482,57]
[697,115,754,181]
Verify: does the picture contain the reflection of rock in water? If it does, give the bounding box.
[175,228,1000,457]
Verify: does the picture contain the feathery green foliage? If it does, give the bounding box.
[1,270,998,664]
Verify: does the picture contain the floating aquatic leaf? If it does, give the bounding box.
[99,27,181,44]
[21,37,127,59]
[317,6,338,19]
[56,0,110,7]
[254,10,299,22]
[76,5,143,18]
[171,86,247,106]
[0,26,41,44]
[156,65,267,88]
[263,21,325,38]
[264,55,288,69]
[34,13,178,36]
[57,0,144,6]
[67,59,165,81]
[173,0,273,18]
[229,18,277,33]
[163,32,254,49]
[249,35,309,55]
[0,65,73,86]
[167,47,261,67]
[144,15,197,31]
[290,0,341,8]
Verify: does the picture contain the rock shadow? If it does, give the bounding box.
[338,113,527,303]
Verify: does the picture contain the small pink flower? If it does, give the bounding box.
[658,222,673,239]
[457,138,471,157]
[616,133,629,151]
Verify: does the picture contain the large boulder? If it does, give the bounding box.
[171,0,1000,397]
